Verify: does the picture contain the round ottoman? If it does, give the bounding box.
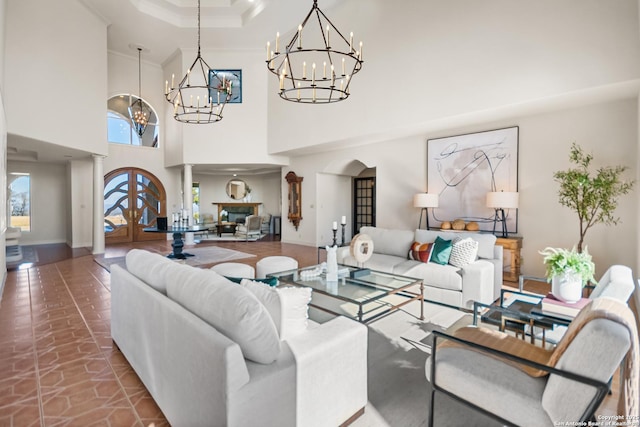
[256,256,298,279]
[210,262,255,279]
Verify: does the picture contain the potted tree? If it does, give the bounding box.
[539,246,596,303]
[554,143,634,253]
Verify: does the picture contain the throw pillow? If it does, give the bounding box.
[240,279,312,341]
[448,237,479,268]
[166,268,281,364]
[429,236,453,265]
[225,276,278,287]
[408,241,434,263]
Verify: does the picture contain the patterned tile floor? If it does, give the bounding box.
[0,239,318,426]
[0,240,621,425]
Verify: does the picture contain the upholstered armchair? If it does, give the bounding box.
[235,215,262,241]
[426,297,637,426]
[261,214,272,234]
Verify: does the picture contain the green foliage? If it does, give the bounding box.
[539,246,596,285]
[554,143,634,252]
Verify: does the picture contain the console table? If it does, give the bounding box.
[495,236,522,283]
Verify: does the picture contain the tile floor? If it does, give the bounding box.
[0,239,622,425]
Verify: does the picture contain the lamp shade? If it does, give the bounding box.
[486,191,519,209]
[413,193,439,208]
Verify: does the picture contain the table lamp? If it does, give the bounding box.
[413,193,439,230]
[486,191,519,237]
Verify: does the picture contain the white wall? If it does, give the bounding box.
[316,173,351,245]
[8,161,67,245]
[284,97,638,278]
[4,0,108,155]
[267,0,640,154]
[165,48,289,167]
[67,160,93,248]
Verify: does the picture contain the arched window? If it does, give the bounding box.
[107,94,159,147]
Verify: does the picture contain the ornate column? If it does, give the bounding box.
[92,154,105,254]
[183,164,195,245]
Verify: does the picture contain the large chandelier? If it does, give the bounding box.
[165,0,231,124]
[266,0,364,104]
[129,47,151,136]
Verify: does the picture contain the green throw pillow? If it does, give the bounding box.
[429,236,453,265]
[225,276,279,287]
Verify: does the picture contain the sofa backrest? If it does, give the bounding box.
[126,248,177,294]
[414,229,497,260]
[359,226,414,258]
[590,264,635,303]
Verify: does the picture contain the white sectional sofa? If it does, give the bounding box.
[111,249,368,427]
[337,227,503,309]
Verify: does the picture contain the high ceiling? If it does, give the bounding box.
[81,0,338,65]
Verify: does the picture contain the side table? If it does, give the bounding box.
[495,236,523,283]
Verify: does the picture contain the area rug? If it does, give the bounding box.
[339,301,500,427]
[94,246,256,272]
[197,233,267,242]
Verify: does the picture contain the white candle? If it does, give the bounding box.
[323,62,326,79]
[341,216,346,225]
[312,63,316,85]
[303,61,307,79]
[342,58,345,75]
[279,73,284,90]
[359,41,363,61]
[298,25,302,49]
[326,25,330,47]
[332,221,338,230]
[275,32,280,53]
[349,32,353,51]
[297,82,301,101]
[165,80,168,94]
[171,73,175,88]
[187,69,190,86]
[331,65,335,87]
[266,41,270,60]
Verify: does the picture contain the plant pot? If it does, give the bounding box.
[551,270,582,303]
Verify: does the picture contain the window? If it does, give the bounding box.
[192,182,200,223]
[9,173,31,231]
[107,94,159,147]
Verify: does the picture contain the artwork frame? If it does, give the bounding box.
[427,126,519,233]
[209,69,242,103]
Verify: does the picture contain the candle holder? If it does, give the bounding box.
[332,229,337,247]
[341,224,346,246]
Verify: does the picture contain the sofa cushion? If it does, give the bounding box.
[430,236,453,265]
[360,226,414,258]
[414,229,496,260]
[166,267,281,364]
[400,261,463,291]
[125,249,176,295]
[449,237,479,268]
[409,241,434,263]
[240,279,312,341]
[342,253,405,273]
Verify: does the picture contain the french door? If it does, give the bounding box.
[104,168,166,244]
[353,177,376,234]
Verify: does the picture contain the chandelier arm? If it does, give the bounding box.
[315,8,352,50]
[285,6,316,52]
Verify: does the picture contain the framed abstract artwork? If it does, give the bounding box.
[209,69,242,103]
[427,126,519,233]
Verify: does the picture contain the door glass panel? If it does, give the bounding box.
[136,173,161,226]
[104,172,129,232]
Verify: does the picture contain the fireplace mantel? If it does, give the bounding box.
[213,202,262,222]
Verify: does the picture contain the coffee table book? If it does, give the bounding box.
[541,293,589,317]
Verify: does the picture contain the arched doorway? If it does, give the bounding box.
[104,168,166,244]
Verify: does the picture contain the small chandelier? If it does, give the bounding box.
[165,0,231,124]
[266,0,364,104]
[129,47,151,136]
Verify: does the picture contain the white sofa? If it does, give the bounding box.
[111,249,368,427]
[337,227,503,309]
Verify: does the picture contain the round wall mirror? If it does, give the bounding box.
[226,179,248,200]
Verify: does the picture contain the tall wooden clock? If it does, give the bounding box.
[285,171,303,230]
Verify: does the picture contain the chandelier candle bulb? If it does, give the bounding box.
[326,25,330,47]
[279,73,284,90]
[275,32,279,53]
[298,25,302,49]
[323,62,326,79]
[312,63,316,85]
[266,42,270,60]
[342,58,345,75]
[171,74,175,89]
[303,62,307,79]
[297,83,301,101]
[350,32,353,51]
[187,69,190,86]
[359,42,363,60]
[165,81,168,94]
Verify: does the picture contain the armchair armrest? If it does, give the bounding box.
[286,316,367,426]
[428,330,610,426]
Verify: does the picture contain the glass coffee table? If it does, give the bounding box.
[268,265,424,323]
